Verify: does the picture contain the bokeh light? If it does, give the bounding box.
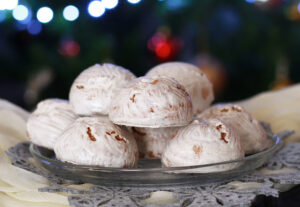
[166,0,184,10]
[36,7,53,23]
[0,0,5,10]
[27,20,42,35]
[155,42,171,59]
[12,5,29,21]
[148,31,182,61]
[0,10,6,22]
[88,1,105,18]
[0,0,18,10]
[127,0,142,5]
[286,4,300,21]
[102,0,118,9]
[58,40,81,57]
[245,0,269,3]
[63,5,79,21]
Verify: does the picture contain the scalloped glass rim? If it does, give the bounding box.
[29,135,281,172]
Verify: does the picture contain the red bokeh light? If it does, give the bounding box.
[58,40,80,57]
[155,41,171,59]
[147,32,182,61]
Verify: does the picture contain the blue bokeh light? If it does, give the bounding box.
[27,20,42,35]
[0,10,6,22]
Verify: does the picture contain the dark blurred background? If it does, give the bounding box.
[0,0,299,110]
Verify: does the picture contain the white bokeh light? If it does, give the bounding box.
[37,7,53,23]
[0,0,5,10]
[127,0,141,4]
[102,0,118,9]
[63,5,79,21]
[12,5,28,21]
[0,0,18,10]
[88,1,105,17]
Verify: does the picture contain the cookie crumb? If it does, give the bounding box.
[130,94,136,103]
[216,125,222,131]
[87,127,96,141]
[151,80,159,84]
[148,151,155,158]
[220,132,228,143]
[115,135,127,143]
[232,106,242,112]
[76,85,84,89]
[193,145,201,155]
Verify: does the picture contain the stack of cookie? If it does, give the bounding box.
[26,62,270,172]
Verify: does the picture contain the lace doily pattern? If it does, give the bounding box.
[5,131,300,207]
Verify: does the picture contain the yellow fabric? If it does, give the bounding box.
[239,84,300,143]
[0,102,71,207]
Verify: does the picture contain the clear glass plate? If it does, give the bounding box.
[29,135,282,187]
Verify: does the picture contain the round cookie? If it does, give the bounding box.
[198,104,270,154]
[54,117,139,167]
[162,119,244,173]
[146,62,214,114]
[26,99,77,150]
[109,76,193,128]
[69,63,136,116]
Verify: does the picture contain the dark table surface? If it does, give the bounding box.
[252,185,300,207]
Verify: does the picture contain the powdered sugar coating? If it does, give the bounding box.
[109,77,194,128]
[69,63,136,116]
[130,126,181,159]
[54,117,139,167]
[146,62,214,114]
[26,99,77,150]
[198,104,270,154]
[162,119,244,173]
